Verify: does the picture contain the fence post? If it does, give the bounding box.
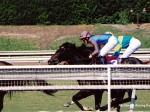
[107,67,111,112]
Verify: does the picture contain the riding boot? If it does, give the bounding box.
[99,56,105,64]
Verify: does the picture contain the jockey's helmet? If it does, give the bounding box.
[80,31,91,40]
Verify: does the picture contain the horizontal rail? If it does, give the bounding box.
[0,48,149,63]
[0,48,150,56]
[0,85,149,91]
[0,50,55,56]
[0,57,50,62]
[0,55,149,63]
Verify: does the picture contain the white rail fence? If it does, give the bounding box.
[0,48,150,63]
[0,64,150,111]
[0,64,149,90]
[0,48,150,56]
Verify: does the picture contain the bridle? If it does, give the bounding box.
[66,57,96,65]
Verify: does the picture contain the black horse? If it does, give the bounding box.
[48,42,107,111]
[48,42,144,111]
[0,61,57,112]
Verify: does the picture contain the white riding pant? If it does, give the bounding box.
[99,35,117,57]
[121,37,141,58]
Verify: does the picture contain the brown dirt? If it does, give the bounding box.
[0,23,149,49]
[0,25,94,49]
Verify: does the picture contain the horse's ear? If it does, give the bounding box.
[65,42,69,44]
[81,43,86,46]
[80,43,86,48]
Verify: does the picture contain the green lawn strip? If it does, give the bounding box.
[3,90,150,112]
[0,36,39,51]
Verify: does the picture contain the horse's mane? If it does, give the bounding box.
[61,42,93,58]
[54,42,95,64]
[61,42,77,50]
[77,44,94,57]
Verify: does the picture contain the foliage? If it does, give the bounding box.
[0,0,149,25]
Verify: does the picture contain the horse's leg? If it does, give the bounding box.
[0,91,7,112]
[35,80,57,95]
[72,90,94,111]
[111,89,135,112]
[100,89,125,111]
[127,89,137,100]
[121,89,137,103]
[94,89,105,111]
[111,89,126,111]
[63,89,104,109]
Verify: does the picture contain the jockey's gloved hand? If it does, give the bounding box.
[89,54,93,58]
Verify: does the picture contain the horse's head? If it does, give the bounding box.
[48,42,77,65]
[48,42,105,65]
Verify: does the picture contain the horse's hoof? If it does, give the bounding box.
[96,109,101,112]
[63,101,74,107]
[63,103,70,107]
[113,106,120,112]
[83,106,93,111]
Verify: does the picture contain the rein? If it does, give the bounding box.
[67,57,96,65]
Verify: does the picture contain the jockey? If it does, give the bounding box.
[80,31,141,64]
[110,35,141,63]
[79,31,117,64]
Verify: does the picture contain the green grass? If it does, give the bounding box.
[48,36,83,50]
[3,90,94,112]
[0,36,39,51]
[3,90,150,112]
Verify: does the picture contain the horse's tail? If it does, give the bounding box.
[143,61,150,64]
[135,57,144,64]
[128,57,144,64]
[35,80,57,96]
[0,61,12,66]
[42,89,57,96]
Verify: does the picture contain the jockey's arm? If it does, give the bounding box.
[90,40,99,56]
